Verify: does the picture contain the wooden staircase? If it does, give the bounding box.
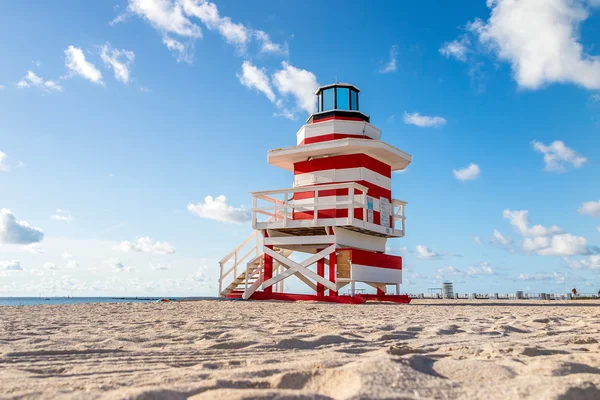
[218,230,293,299]
[220,253,264,298]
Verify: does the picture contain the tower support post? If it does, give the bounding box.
[316,251,325,297]
[329,251,337,297]
[263,244,274,294]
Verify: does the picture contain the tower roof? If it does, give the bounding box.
[315,82,360,95]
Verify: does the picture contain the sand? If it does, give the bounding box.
[1,300,600,400]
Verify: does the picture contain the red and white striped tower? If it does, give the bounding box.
[218,83,412,304]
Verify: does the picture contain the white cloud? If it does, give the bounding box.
[519,272,566,284]
[403,112,447,128]
[123,0,287,61]
[473,236,483,244]
[150,263,170,271]
[106,258,134,273]
[503,209,562,237]
[415,245,461,260]
[42,253,78,270]
[0,85,4,90]
[124,0,202,38]
[416,245,441,260]
[50,209,73,222]
[44,262,59,271]
[30,269,44,276]
[0,260,22,271]
[188,195,250,224]
[380,45,398,73]
[523,234,589,257]
[532,140,587,172]
[439,37,469,61]
[63,252,79,269]
[500,209,590,256]
[64,46,103,84]
[100,43,135,83]
[162,36,192,62]
[0,151,8,171]
[22,275,89,293]
[237,61,276,102]
[0,209,44,245]
[254,30,288,55]
[16,71,63,92]
[490,229,513,246]
[564,254,600,269]
[449,0,600,90]
[453,163,480,181]
[115,237,176,254]
[272,61,319,116]
[466,262,495,276]
[578,200,600,217]
[435,265,463,280]
[180,0,249,49]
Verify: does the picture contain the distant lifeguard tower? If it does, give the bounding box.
[218,83,412,304]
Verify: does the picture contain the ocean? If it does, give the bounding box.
[0,297,221,307]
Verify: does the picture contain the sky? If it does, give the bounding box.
[1,0,600,297]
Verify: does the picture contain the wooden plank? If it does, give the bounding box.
[264,235,335,246]
[336,249,351,279]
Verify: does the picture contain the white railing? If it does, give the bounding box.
[251,183,407,237]
[218,230,262,296]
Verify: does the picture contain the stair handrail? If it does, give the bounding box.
[218,230,261,296]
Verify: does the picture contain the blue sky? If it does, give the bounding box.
[1,0,600,296]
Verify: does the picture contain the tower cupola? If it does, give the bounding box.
[309,83,370,123]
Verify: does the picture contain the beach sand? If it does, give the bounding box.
[1,300,600,399]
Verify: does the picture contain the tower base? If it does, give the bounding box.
[225,291,411,304]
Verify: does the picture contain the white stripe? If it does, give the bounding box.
[294,167,391,190]
[296,120,381,144]
[293,196,383,212]
[351,264,402,284]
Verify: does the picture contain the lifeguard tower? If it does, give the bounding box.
[218,83,412,304]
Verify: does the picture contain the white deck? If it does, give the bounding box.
[251,183,406,238]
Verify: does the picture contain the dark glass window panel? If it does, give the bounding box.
[351,90,359,110]
[337,87,350,110]
[322,88,334,111]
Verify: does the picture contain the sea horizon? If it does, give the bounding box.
[0,296,223,307]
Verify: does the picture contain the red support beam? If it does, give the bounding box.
[225,291,410,304]
[263,244,273,294]
[316,254,325,297]
[329,251,337,297]
[377,287,386,296]
[227,291,365,304]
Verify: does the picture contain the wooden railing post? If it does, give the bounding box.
[348,186,355,225]
[362,191,367,223]
[313,189,319,225]
[233,252,238,282]
[218,262,223,296]
[283,192,288,227]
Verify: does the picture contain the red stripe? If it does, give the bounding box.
[292,209,390,227]
[312,116,365,123]
[293,181,391,200]
[300,134,373,145]
[334,154,391,178]
[343,249,402,270]
[294,154,391,178]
